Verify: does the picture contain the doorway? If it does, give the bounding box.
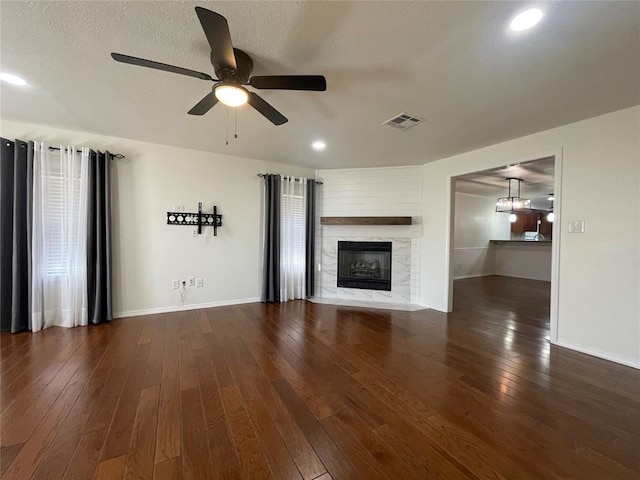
[447,154,562,343]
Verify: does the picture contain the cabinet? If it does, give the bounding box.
[510,212,539,233]
[539,214,553,236]
[510,210,553,238]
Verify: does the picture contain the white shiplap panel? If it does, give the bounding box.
[319,166,421,178]
[320,208,422,217]
[322,188,419,198]
[322,177,421,188]
[318,166,422,218]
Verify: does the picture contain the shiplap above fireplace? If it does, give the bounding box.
[315,166,423,305]
[320,216,412,225]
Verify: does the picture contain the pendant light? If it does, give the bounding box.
[546,194,554,222]
[495,177,531,213]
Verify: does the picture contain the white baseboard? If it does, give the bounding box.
[453,273,493,280]
[554,341,640,370]
[113,297,261,319]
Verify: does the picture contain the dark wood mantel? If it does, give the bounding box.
[320,216,412,226]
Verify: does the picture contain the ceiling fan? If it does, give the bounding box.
[111,6,326,126]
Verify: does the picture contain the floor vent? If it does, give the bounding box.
[383,112,424,130]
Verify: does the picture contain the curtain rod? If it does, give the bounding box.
[257,173,322,184]
[48,146,125,159]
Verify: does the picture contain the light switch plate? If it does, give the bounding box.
[568,220,585,233]
[188,277,196,287]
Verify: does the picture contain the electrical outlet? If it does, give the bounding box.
[188,277,196,287]
[171,280,179,290]
[196,278,203,287]
[174,205,185,212]
[191,227,198,237]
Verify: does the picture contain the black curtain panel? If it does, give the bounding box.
[86,150,113,324]
[305,180,316,298]
[0,138,33,333]
[262,174,281,302]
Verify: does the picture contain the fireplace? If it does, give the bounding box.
[337,241,392,291]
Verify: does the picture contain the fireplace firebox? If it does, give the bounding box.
[337,241,392,291]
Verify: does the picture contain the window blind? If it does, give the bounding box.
[282,192,305,269]
[42,158,83,276]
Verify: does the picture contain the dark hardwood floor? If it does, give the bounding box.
[1,275,639,479]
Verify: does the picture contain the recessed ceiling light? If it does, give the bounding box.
[0,72,28,86]
[312,140,326,151]
[510,8,543,32]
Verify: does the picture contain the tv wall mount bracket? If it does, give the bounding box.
[166,202,223,236]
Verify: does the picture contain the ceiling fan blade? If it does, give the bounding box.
[195,7,237,71]
[249,75,327,91]
[111,53,215,81]
[187,91,219,115]
[247,93,288,126]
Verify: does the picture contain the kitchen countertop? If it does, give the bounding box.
[490,240,552,244]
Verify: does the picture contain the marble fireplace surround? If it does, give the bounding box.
[315,225,421,305]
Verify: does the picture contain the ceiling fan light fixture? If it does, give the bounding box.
[111,7,325,126]
[215,84,248,107]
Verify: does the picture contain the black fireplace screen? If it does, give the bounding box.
[337,241,391,291]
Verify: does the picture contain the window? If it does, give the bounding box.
[281,192,305,270]
[280,178,307,300]
[41,153,84,276]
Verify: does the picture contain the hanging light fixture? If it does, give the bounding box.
[495,177,531,213]
[546,193,554,222]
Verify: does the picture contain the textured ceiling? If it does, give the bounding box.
[1,1,639,169]
[456,156,555,205]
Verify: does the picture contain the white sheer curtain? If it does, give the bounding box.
[31,144,90,331]
[280,176,307,301]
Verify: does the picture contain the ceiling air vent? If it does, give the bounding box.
[383,112,424,130]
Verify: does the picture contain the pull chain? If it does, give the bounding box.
[234,108,238,139]
[225,107,229,146]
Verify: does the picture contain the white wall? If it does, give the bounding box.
[420,106,640,368]
[316,166,422,303]
[0,120,313,317]
[453,192,510,279]
[493,242,552,281]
